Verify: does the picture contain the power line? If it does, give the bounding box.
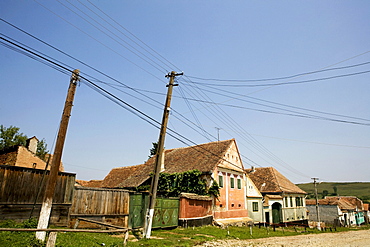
[31,1,165,83]
[179,81,370,123]
[176,86,370,126]
[58,0,168,73]
[84,0,182,72]
[1,34,246,173]
[187,60,370,82]
[0,23,220,158]
[184,69,370,87]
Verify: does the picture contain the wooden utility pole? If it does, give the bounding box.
[143,71,182,239]
[36,69,80,241]
[312,177,321,230]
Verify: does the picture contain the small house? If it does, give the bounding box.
[0,136,63,171]
[245,167,307,224]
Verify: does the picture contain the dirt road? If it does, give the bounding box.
[198,229,370,247]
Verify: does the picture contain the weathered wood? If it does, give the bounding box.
[0,166,75,225]
[70,214,129,217]
[73,219,80,229]
[0,228,128,233]
[77,217,127,229]
[46,232,57,247]
[0,165,75,204]
[124,230,129,246]
[70,187,130,228]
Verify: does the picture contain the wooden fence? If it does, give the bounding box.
[0,165,75,226]
[70,186,130,228]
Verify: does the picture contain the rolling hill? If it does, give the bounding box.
[296,182,370,204]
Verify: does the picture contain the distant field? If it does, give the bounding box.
[296,182,370,203]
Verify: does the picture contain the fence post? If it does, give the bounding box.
[46,232,57,247]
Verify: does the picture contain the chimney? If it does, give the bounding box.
[26,136,39,154]
[250,166,256,173]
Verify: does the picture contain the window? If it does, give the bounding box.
[296,197,303,207]
[285,197,289,207]
[218,175,223,188]
[230,177,235,188]
[290,197,294,207]
[252,202,259,212]
[237,178,241,189]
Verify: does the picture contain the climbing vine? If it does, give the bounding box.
[137,169,220,198]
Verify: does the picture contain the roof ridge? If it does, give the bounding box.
[113,163,145,170]
[167,139,234,151]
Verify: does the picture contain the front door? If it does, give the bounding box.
[265,212,270,223]
[272,202,282,224]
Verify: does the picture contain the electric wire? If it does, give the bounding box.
[180,76,311,179]
[0,22,218,158]
[185,69,370,87]
[5,5,368,180]
[3,23,368,128]
[1,35,245,172]
[187,60,370,83]
[84,0,182,72]
[22,2,364,179]
[176,86,370,126]
[58,0,168,73]
[77,0,175,72]
[31,1,165,83]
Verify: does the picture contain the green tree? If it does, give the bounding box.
[0,124,48,160]
[0,125,28,150]
[148,142,161,159]
[36,138,48,161]
[322,190,329,198]
[333,186,338,196]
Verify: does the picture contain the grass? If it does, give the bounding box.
[1,219,369,247]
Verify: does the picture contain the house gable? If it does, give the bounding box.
[245,175,263,198]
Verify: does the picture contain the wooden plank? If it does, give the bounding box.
[0,228,128,233]
[77,217,126,229]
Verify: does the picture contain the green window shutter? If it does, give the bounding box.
[237,178,241,189]
[218,175,223,188]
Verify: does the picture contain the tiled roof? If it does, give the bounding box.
[245,167,307,194]
[306,197,362,211]
[101,164,145,188]
[325,196,363,211]
[102,139,236,188]
[76,179,103,187]
[85,180,103,188]
[75,179,89,186]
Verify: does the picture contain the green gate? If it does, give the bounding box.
[129,193,148,229]
[129,193,179,229]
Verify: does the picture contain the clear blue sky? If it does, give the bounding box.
[1,1,369,184]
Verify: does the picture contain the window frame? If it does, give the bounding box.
[218,175,223,188]
[252,201,259,212]
[237,178,242,189]
[230,177,235,189]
